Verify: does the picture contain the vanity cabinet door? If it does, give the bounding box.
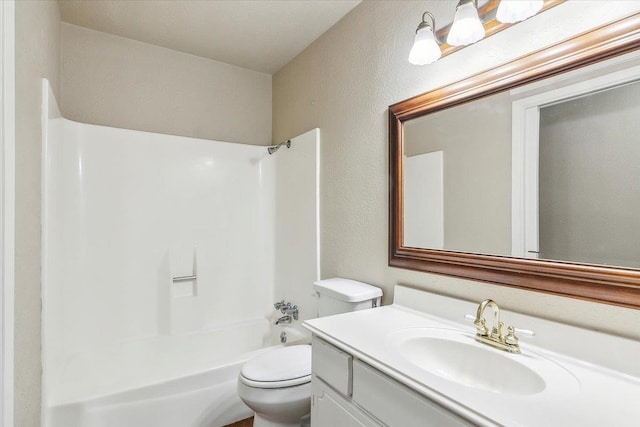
[312,375,381,427]
[312,336,353,396]
[352,360,474,427]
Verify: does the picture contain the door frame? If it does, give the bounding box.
[0,0,16,425]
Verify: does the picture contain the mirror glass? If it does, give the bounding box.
[402,52,640,269]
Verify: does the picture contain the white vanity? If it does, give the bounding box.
[303,286,640,426]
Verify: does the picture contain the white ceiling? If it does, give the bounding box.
[58,0,361,75]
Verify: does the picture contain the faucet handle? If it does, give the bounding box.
[274,300,286,310]
[505,325,535,346]
[283,304,299,320]
[464,314,476,322]
[280,302,293,313]
[513,326,535,338]
[505,326,519,346]
[465,314,488,335]
[466,314,535,338]
[471,316,489,336]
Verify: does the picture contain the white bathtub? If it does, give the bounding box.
[44,320,310,427]
[41,85,319,427]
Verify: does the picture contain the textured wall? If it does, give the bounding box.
[273,0,640,338]
[61,23,272,146]
[15,0,61,425]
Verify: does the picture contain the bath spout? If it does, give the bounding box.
[275,315,292,325]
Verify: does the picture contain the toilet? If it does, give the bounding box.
[237,278,382,427]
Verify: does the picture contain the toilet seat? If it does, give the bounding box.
[239,373,311,389]
[240,345,311,389]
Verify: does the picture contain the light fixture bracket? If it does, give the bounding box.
[415,11,436,33]
[415,11,443,44]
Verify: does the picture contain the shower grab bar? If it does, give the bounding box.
[172,275,197,282]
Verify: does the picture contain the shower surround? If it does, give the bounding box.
[41,81,319,426]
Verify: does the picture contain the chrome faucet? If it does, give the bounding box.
[473,299,522,353]
[273,300,299,324]
[276,314,292,325]
[281,304,298,320]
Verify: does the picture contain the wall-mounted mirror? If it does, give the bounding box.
[389,13,640,309]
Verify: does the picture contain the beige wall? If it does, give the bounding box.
[61,23,272,145]
[273,0,640,339]
[15,0,61,425]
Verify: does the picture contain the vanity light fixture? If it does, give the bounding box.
[496,0,544,23]
[410,0,548,65]
[447,0,485,47]
[408,12,441,65]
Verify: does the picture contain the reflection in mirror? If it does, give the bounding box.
[402,51,640,270]
[404,91,511,256]
[537,80,640,268]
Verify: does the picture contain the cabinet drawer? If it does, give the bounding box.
[312,337,353,396]
[312,375,381,427]
[352,360,473,427]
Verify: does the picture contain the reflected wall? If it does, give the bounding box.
[539,81,640,267]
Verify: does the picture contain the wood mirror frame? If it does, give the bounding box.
[389,13,640,310]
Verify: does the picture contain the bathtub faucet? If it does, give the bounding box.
[275,315,292,325]
[273,300,299,320]
[281,304,299,320]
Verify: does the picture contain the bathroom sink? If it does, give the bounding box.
[387,328,576,396]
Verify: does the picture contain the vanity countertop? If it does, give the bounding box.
[303,287,640,427]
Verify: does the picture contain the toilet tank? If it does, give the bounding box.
[313,278,382,317]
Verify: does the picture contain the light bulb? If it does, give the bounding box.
[409,26,442,65]
[496,0,544,24]
[447,1,485,46]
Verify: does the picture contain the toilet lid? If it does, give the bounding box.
[240,345,311,388]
